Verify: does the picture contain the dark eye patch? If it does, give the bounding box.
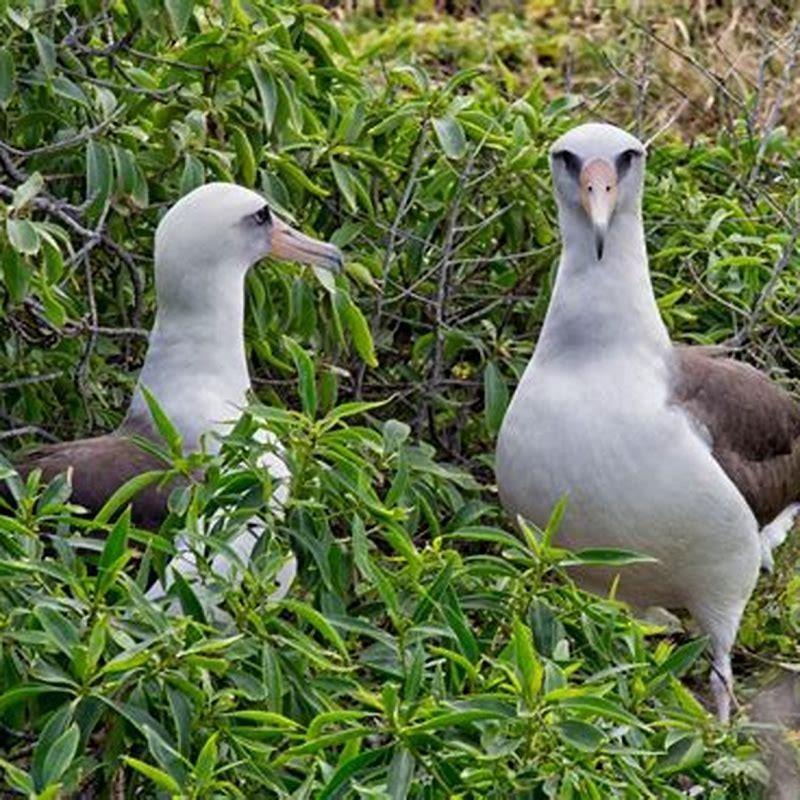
[616,148,643,180]
[552,149,582,180]
[253,204,271,225]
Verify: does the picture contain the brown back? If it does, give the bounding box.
[672,347,800,525]
[5,434,173,529]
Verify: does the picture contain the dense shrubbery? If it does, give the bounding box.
[1,1,799,796]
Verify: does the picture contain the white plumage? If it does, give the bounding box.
[496,124,773,722]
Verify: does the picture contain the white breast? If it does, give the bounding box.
[496,349,759,608]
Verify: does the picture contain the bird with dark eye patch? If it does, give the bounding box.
[615,148,642,180]
[552,148,582,180]
[2,182,343,603]
[497,122,800,724]
[253,204,272,225]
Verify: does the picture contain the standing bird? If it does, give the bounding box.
[496,123,800,723]
[3,182,343,597]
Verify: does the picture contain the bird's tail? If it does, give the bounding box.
[760,502,800,572]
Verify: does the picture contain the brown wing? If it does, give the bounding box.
[672,347,800,525]
[6,434,173,528]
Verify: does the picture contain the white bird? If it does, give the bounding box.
[7,182,343,603]
[496,123,800,722]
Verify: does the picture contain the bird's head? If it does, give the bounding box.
[154,183,342,301]
[549,123,646,261]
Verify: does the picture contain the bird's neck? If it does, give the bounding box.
[123,267,251,452]
[535,205,670,365]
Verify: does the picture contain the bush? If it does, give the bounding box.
[1,0,799,796]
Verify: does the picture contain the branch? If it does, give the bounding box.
[0,108,124,158]
[0,372,63,392]
[732,215,800,347]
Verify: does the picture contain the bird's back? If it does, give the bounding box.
[3,432,173,529]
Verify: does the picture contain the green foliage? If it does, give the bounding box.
[0,400,766,797]
[1,0,799,796]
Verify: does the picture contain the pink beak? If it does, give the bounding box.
[269,214,343,272]
[579,158,618,260]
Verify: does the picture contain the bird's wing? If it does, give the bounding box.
[671,346,800,525]
[7,434,172,528]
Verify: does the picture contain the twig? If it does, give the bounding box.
[749,21,800,184]
[0,411,60,443]
[0,108,124,158]
[643,99,690,149]
[355,125,428,398]
[420,151,477,439]
[732,216,800,347]
[0,372,63,392]
[74,203,112,426]
[0,426,57,442]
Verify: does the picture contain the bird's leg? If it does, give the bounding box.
[710,645,738,725]
[693,600,747,725]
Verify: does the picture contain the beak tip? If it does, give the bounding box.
[594,237,604,261]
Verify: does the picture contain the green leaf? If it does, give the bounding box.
[336,291,377,367]
[31,706,71,791]
[194,732,218,784]
[280,599,348,659]
[512,617,543,707]
[249,61,277,134]
[113,146,137,194]
[406,709,504,733]
[318,746,392,800]
[562,548,659,567]
[179,153,205,196]
[52,76,89,106]
[11,172,44,211]
[166,0,194,35]
[86,139,113,217]
[40,283,66,326]
[657,734,705,775]
[555,696,647,730]
[123,757,183,794]
[172,571,207,624]
[0,47,16,107]
[33,607,79,657]
[94,469,167,525]
[139,385,183,454]
[32,31,56,76]
[483,361,508,436]
[387,745,415,799]
[2,247,30,302]
[39,723,79,789]
[330,158,358,213]
[654,637,709,679]
[6,218,40,254]
[283,337,317,419]
[0,759,33,795]
[0,685,67,714]
[432,115,467,159]
[96,507,131,596]
[556,719,605,752]
[231,126,257,187]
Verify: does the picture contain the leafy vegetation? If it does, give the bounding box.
[1,0,799,797]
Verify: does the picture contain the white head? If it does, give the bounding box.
[550,123,646,260]
[153,182,342,311]
[125,182,343,446]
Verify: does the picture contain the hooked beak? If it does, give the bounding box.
[579,158,617,261]
[269,215,343,272]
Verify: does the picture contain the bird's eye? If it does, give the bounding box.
[253,205,271,226]
[616,148,643,179]
[552,149,582,180]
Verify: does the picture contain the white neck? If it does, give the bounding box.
[534,204,670,366]
[124,257,251,451]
